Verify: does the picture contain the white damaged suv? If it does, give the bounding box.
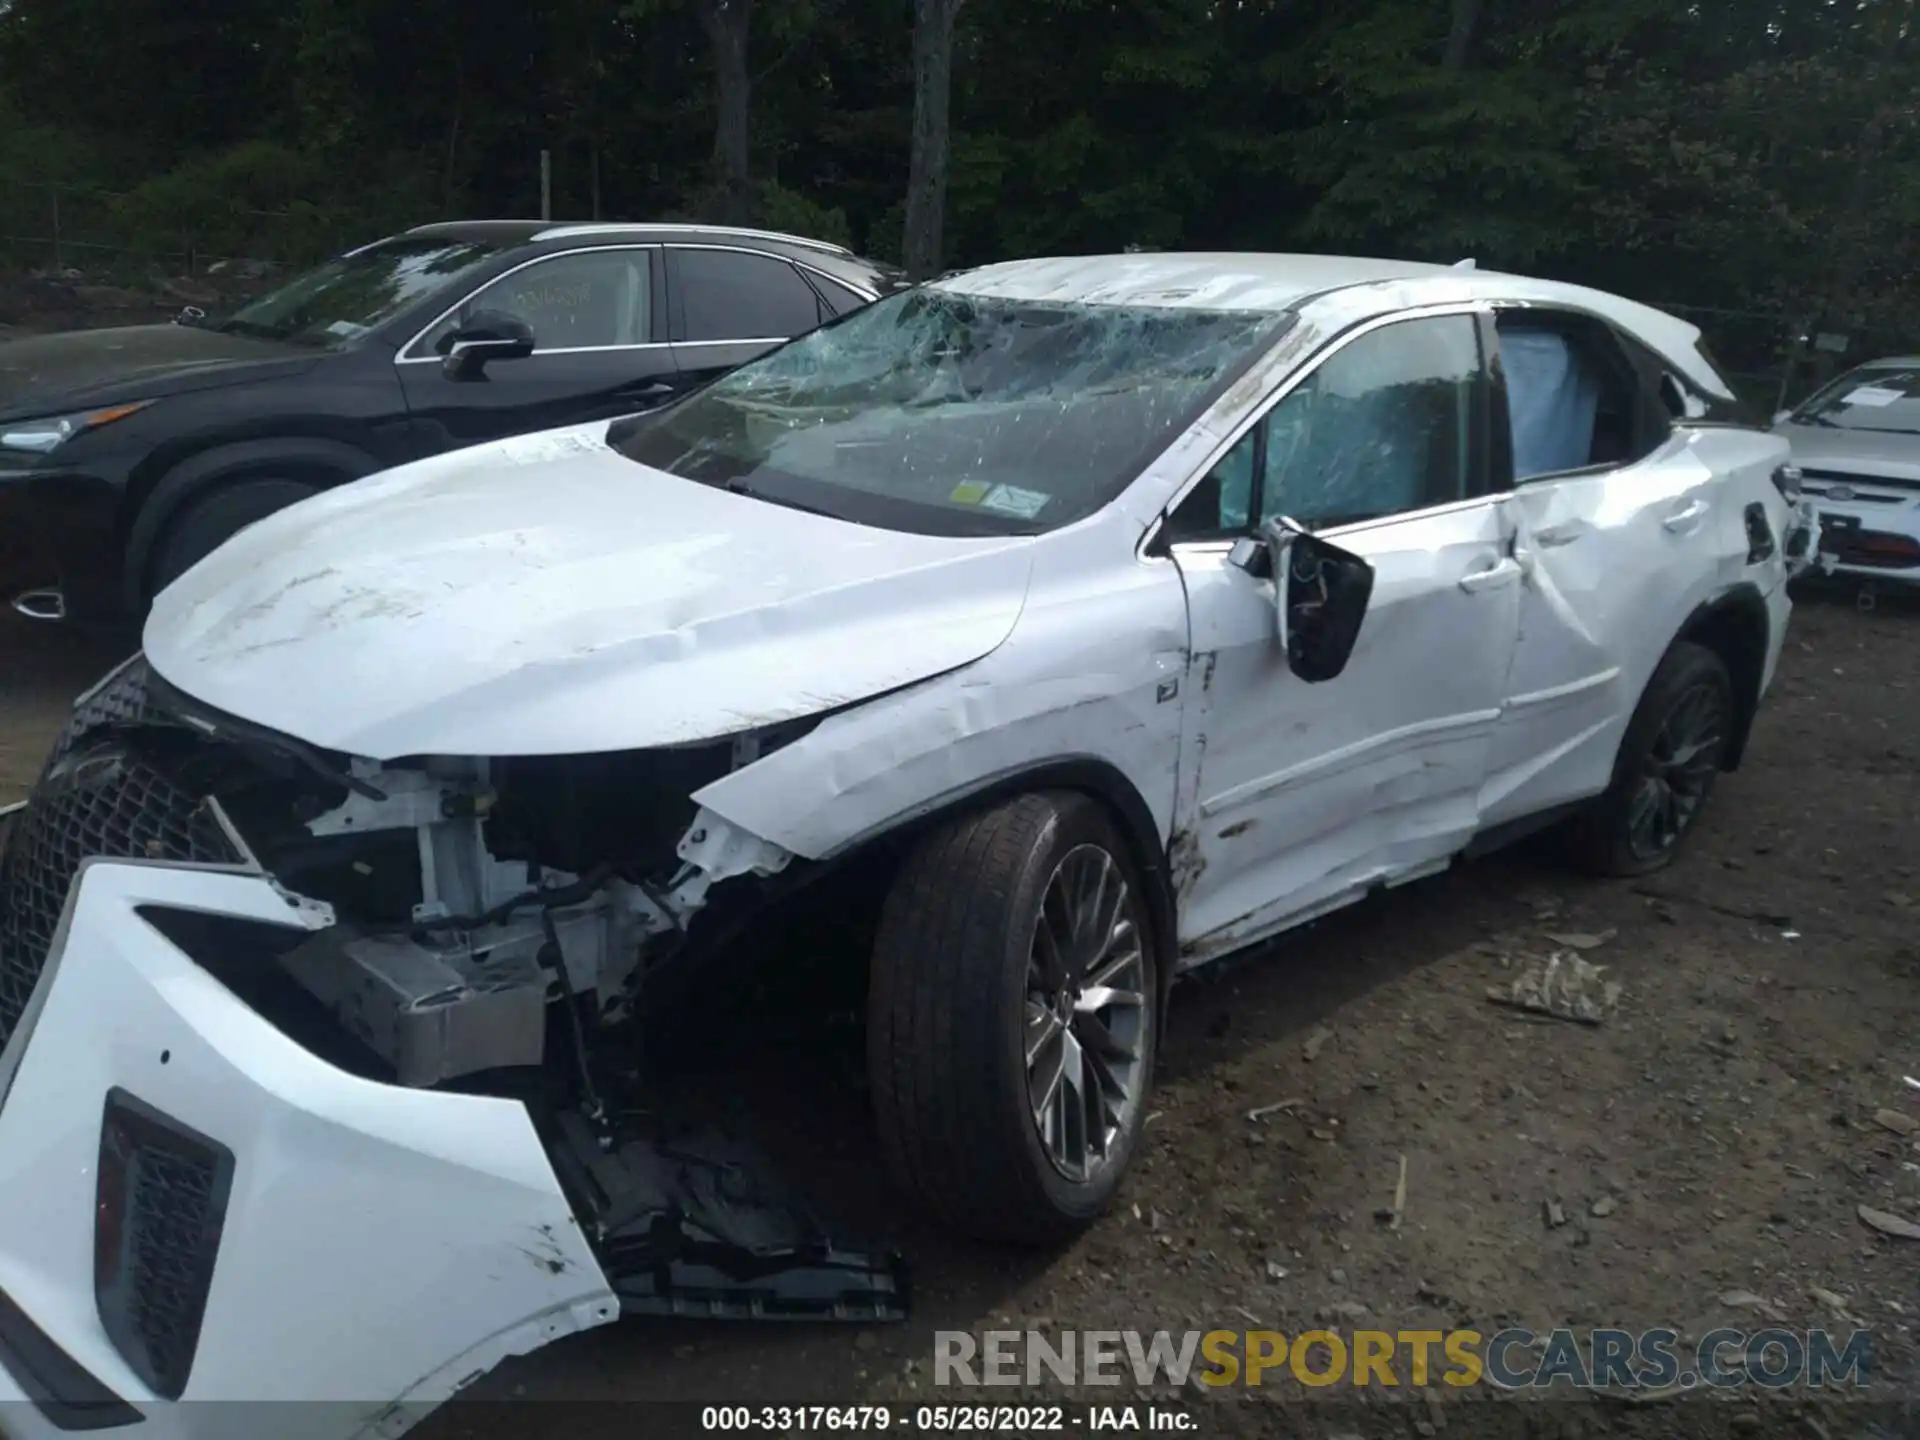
[0,253,1818,1432]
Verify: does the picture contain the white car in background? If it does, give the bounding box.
[1773,358,1920,585]
[0,252,1818,1438]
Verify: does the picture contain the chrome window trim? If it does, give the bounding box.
[1164,491,1510,561]
[394,243,664,365]
[1138,300,1494,560]
[530,221,855,259]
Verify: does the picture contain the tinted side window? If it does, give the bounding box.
[1496,315,1668,481]
[1163,314,1481,541]
[675,248,824,342]
[420,248,653,355]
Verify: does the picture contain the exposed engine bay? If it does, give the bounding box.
[4,655,907,1322]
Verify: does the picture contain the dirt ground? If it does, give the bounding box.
[2,585,1917,1438]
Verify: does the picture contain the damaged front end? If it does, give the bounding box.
[0,655,903,1428]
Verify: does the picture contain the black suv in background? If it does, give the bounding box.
[0,220,903,625]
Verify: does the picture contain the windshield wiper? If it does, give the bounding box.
[722,479,841,520]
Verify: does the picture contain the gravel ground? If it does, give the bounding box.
[1,584,1917,1439]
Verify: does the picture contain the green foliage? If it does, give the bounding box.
[0,0,1914,362]
[755,183,854,251]
[103,142,438,264]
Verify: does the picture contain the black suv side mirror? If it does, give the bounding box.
[1229,516,1375,684]
[439,310,536,380]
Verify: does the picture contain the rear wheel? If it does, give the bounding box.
[868,791,1160,1245]
[1563,640,1734,877]
[146,477,319,602]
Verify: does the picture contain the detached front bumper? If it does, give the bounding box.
[0,855,619,1440]
[1804,494,1920,584]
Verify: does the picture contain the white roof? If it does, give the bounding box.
[938,252,1452,311]
[936,252,1733,402]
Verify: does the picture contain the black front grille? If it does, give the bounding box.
[47,655,162,768]
[96,1089,233,1400]
[0,742,239,1049]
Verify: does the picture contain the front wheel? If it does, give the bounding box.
[868,791,1160,1245]
[146,477,320,603]
[1562,640,1735,877]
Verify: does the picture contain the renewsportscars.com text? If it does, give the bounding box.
[935,1327,1870,1390]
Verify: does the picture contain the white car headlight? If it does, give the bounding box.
[0,399,151,454]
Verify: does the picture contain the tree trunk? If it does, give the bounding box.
[442,102,463,210]
[904,0,965,281]
[697,0,755,224]
[1442,0,1481,71]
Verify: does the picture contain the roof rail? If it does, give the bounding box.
[404,219,545,233]
[530,221,855,258]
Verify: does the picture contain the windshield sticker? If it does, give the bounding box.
[1843,385,1905,407]
[948,480,991,505]
[979,484,1051,520]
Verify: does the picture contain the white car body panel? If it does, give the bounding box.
[145,425,1038,758]
[0,860,617,1439]
[950,255,1734,407]
[1480,425,1790,826]
[1170,495,1518,962]
[0,254,1813,1439]
[688,516,1190,861]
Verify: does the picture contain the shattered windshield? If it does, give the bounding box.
[611,287,1286,536]
[209,236,500,348]
[1790,365,1920,435]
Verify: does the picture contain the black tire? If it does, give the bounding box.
[1562,640,1735,877]
[868,790,1160,1245]
[146,478,320,602]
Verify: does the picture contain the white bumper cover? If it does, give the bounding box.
[0,858,618,1440]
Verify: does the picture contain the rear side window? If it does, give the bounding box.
[1495,314,1669,481]
[1617,332,1742,424]
[672,248,825,342]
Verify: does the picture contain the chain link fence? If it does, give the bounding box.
[0,179,323,278]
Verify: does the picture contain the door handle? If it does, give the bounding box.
[1662,498,1710,532]
[1533,519,1588,547]
[1458,558,1523,593]
[620,381,677,402]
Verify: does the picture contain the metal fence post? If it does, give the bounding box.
[540,150,552,221]
[50,187,62,271]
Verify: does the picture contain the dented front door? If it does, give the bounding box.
[1169,497,1521,965]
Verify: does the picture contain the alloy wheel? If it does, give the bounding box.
[1625,679,1728,860]
[1024,843,1149,1183]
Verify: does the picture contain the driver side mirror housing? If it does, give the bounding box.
[439,310,536,380]
[1230,517,1376,684]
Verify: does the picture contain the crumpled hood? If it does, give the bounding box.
[144,423,1038,759]
[0,323,315,419]
[1777,422,1920,482]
